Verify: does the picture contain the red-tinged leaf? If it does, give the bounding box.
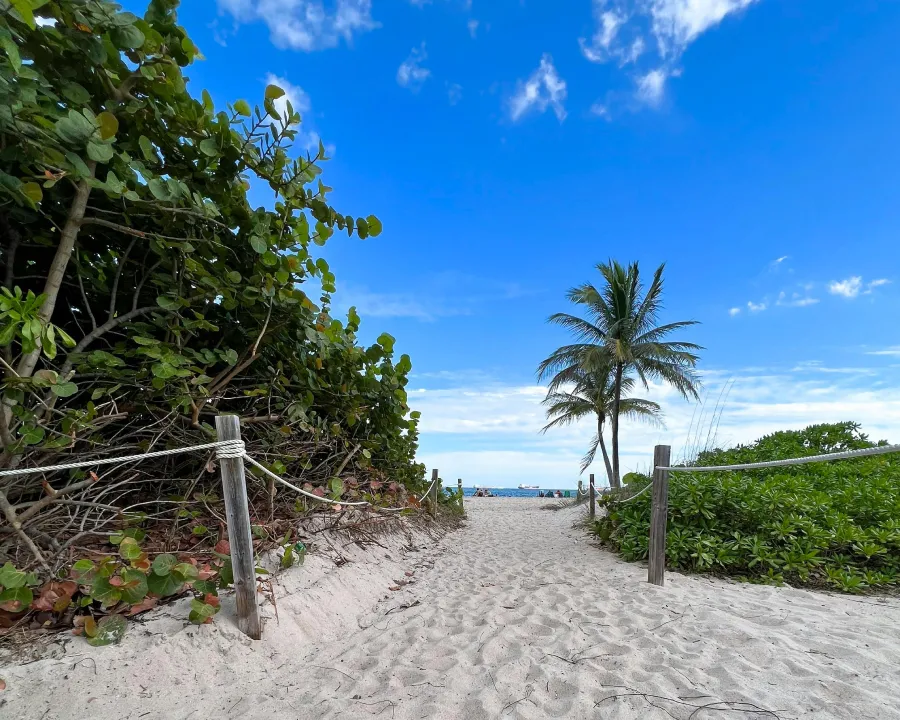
[388,482,400,493]
[89,472,99,483]
[32,581,78,613]
[370,481,383,490]
[388,586,401,591]
[126,597,157,616]
[108,576,124,587]
[72,627,83,636]
[198,565,216,580]
[203,594,220,608]
[404,571,414,577]
[132,557,151,571]
[332,504,342,512]
[214,540,230,555]
[0,678,6,691]
[312,487,325,497]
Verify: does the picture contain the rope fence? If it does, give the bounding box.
[626,440,900,588]
[3,415,452,640]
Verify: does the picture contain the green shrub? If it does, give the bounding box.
[595,423,900,593]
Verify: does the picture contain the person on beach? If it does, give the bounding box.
[554,490,563,498]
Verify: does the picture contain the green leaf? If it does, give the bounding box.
[119,569,149,605]
[55,326,76,348]
[0,586,33,612]
[21,182,42,204]
[51,382,78,398]
[265,84,285,100]
[249,236,266,254]
[0,562,27,589]
[147,569,183,597]
[111,24,145,50]
[151,554,177,577]
[87,141,114,163]
[376,332,395,354]
[86,614,128,647]
[356,217,369,240]
[10,0,36,30]
[188,599,219,624]
[365,215,382,237]
[97,112,119,140]
[90,577,122,607]
[0,323,16,347]
[118,537,142,561]
[173,563,199,581]
[148,178,169,200]
[227,271,242,283]
[234,99,251,117]
[139,135,155,162]
[0,35,21,73]
[198,137,218,156]
[156,295,179,310]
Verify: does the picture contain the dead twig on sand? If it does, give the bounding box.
[596,686,784,720]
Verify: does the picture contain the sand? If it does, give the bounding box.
[2,497,899,719]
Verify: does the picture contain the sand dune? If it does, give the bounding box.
[2,498,899,719]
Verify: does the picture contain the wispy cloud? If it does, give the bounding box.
[746,300,766,312]
[866,346,900,357]
[397,43,430,91]
[590,101,612,120]
[728,307,741,317]
[864,278,891,294]
[217,0,378,51]
[579,0,760,107]
[509,54,567,122]
[447,82,463,105]
[467,18,479,38]
[776,291,818,308]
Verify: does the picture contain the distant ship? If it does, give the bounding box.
[518,484,540,490]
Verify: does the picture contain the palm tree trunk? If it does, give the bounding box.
[597,417,615,489]
[611,362,623,488]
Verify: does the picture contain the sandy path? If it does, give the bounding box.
[4,498,900,719]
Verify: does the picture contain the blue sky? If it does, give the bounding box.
[144,0,900,486]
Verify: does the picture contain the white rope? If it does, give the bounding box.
[241,453,370,507]
[612,482,653,504]
[657,443,900,473]
[418,474,439,502]
[0,440,239,478]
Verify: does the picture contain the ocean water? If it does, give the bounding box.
[459,487,577,498]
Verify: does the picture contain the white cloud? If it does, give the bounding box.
[263,73,322,152]
[447,82,463,105]
[413,365,900,487]
[866,346,900,357]
[864,278,891,294]
[468,19,479,38]
[635,67,668,106]
[590,101,612,119]
[728,307,741,317]
[776,291,819,308]
[397,43,431,90]
[216,0,378,51]
[746,300,766,312]
[509,54,568,122]
[829,276,863,299]
[579,0,759,110]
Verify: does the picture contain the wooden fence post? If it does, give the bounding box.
[457,478,463,511]
[430,468,438,518]
[215,414,262,640]
[589,474,596,519]
[648,444,672,587]
[578,479,583,498]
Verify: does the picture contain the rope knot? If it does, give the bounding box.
[215,439,246,459]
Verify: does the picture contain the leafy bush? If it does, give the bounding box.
[595,423,900,593]
[0,0,425,578]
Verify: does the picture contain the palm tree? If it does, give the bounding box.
[537,261,702,487]
[541,366,663,487]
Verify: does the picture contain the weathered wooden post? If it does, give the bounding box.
[648,444,672,586]
[589,473,596,519]
[430,468,439,518]
[457,478,464,511]
[578,479,583,498]
[215,414,262,639]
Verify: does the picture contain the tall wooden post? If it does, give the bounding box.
[578,480,583,498]
[457,478,463,511]
[589,473,596,519]
[648,444,672,586]
[215,415,262,639]
[430,468,438,518]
